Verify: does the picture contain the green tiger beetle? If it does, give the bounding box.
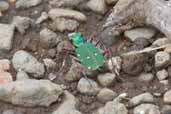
[66,32,123,81]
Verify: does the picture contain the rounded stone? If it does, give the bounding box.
[97,88,117,103]
[97,73,116,87]
[155,51,170,68]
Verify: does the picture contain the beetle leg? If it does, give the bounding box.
[87,36,94,43]
[70,55,81,63]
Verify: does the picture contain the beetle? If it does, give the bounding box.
[66,32,123,81]
[68,32,105,71]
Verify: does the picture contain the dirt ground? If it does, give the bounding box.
[0,0,170,114]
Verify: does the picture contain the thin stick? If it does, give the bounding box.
[121,44,171,56]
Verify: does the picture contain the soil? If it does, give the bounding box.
[0,0,170,114]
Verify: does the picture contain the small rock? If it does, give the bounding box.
[139,73,154,82]
[12,16,32,34]
[105,0,118,5]
[96,99,128,114]
[156,69,168,81]
[107,56,122,75]
[87,0,107,14]
[160,80,169,85]
[152,37,170,46]
[161,105,171,114]
[0,59,13,84]
[0,24,15,53]
[129,92,154,107]
[51,18,79,32]
[16,70,29,80]
[97,88,117,103]
[77,78,100,95]
[0,59,10,71]
[65,63,83,82]
[148,108,161,114]
[0,1,9,12]
[97,73,116,87]
[52,91,82,114]
[57,40,73,53]
[133,104,160,114]
[36,12,49,24]
[48,8,87,22]
[122,54,146,76]
[47,49,56,58]
[0,70,13,84]
[40,28,61,48]
[164,47,171,53]
[164,89,171,103]
[43,58,56,70]
[12,50,45,78]
[134,37,150,48]
[155,51,170,68]
[100,28,119,47]
[16,0,42,9]
[0,79,63,107]
[124,27,156,42]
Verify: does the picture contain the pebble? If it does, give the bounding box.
[43,58,56,70]
[16,0,42,9]
[16,70,29,80]
[51,18,79,32]
[65,63,82,82]
[77,78,100,95]
[0,59,13,84]
[164,89,171,103]
[134,37,150,48]
[0,70,13,84]
[155,51,170,68]
[0,1,9,12]
[129,92,154,107]
[164,47,171,53]
[47,49,56,58]
[48,8,87,22]
[57,40,75,55]
[133,104,160,114]
[36,12,49,24]
[40,28,61,48]
[97,73,116,87]
[122,54,146,76]
[161,105,171,114]
[12,16,32,34]
[124,27,156,42]
[12,50,45,78]
[160,80,169,85]
[138,73,154,82]
[99,28,119,47]
[0,24,15,53]
[97,88,117,103]
[96,99,128,114]
[0,79,63,107]
[152,37,170,46]
[156,69,168,81]
[87,0,107,14]
[0,59,10,71]
[52,91,82,114]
